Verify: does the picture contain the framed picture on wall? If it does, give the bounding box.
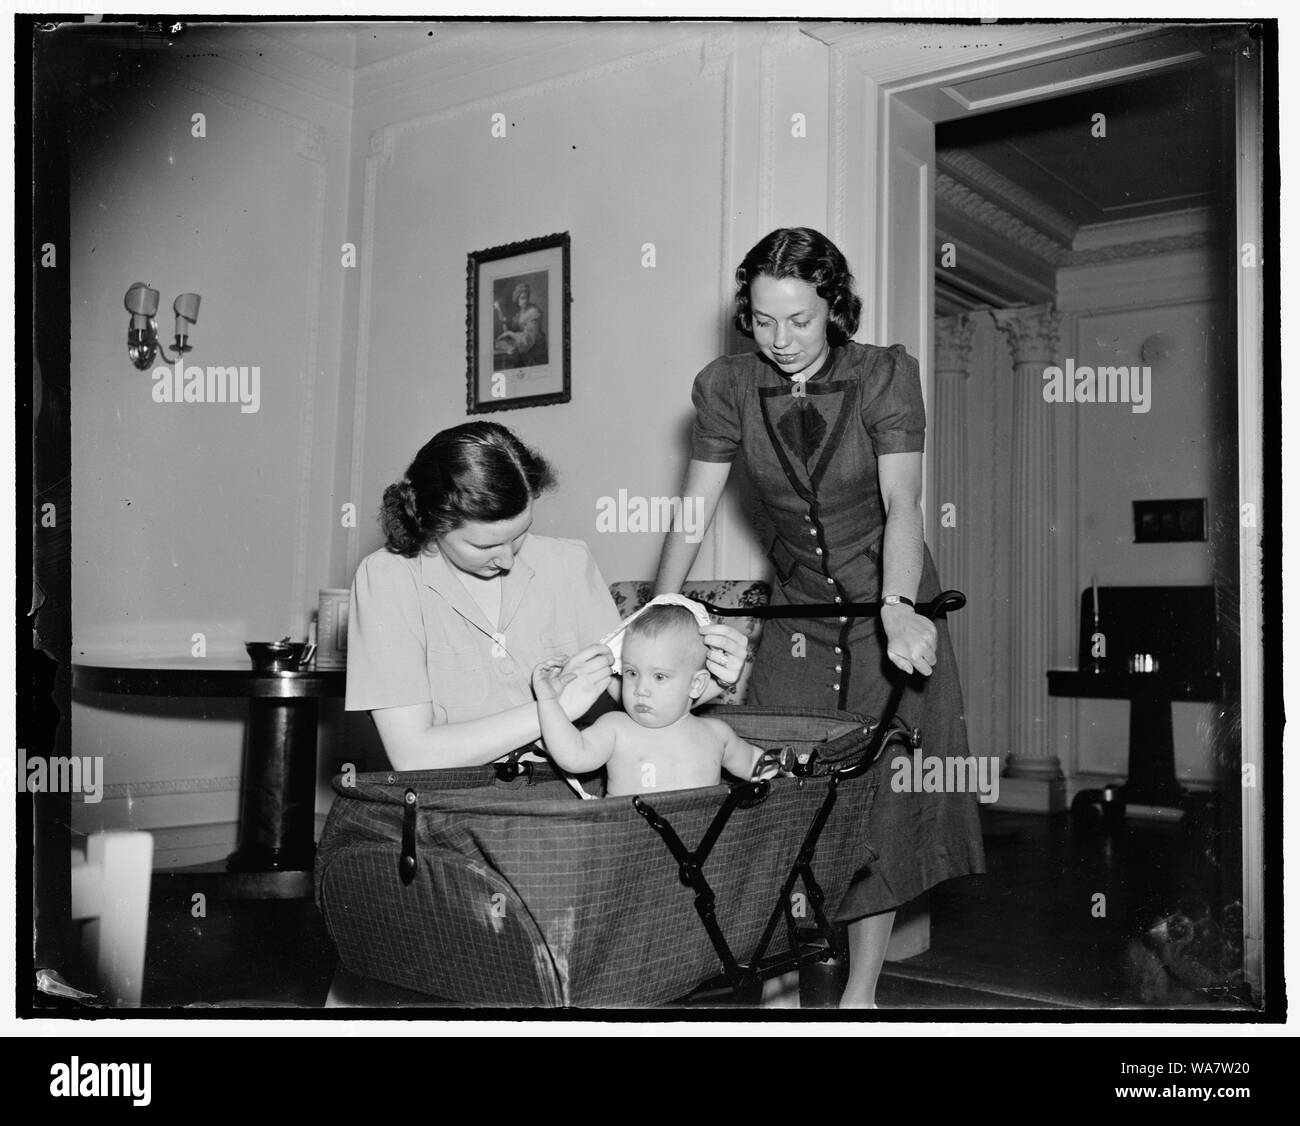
[466,232,571,414]
[1132,497,1208,543]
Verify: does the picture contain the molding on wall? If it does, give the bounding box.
[372,33,714,150]
[183,25,356,109]
[237,27,355,79]
[936,173,1072,265]
[97,775,241,800]
[827,48,849,248]
[1056,248,1223,313]
[1074,206,1216,250]
[757,22,804,234]
[989,317,1009,736]
[710,32,738,580]
[700,27,734,78]
[154,62,330,163]
[938,168,1219,274]
[939,148,1080,247]
[150,820,237,870]
[345,139,391,581]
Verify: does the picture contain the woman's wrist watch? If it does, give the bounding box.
[881,594,915,609]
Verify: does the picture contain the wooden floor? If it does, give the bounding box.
[136,809,1250,1013]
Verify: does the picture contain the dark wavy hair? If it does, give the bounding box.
[380,421,556,557]
[733,227,862,346]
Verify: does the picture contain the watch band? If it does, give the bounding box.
[881,594,915,608]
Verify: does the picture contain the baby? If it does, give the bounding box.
[533,604,769,796]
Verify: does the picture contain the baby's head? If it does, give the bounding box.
[620,605,710,728]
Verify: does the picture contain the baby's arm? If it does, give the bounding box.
[716,721,769,781]
[533,659,619,773]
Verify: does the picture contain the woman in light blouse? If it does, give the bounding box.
[346,421,749,770]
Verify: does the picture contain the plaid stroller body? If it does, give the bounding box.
[316,707,901,1007]
[315,592,964,1008]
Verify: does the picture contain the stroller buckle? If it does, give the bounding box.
[494,759,534,784]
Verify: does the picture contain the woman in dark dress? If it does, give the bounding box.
[655,227,984,1008]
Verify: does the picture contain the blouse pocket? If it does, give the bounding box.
[424,640,488,707]
[538,632,582,664]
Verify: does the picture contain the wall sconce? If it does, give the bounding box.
[124,283,201,370]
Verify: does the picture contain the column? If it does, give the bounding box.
[932,314,976,680]
[991,305,1065,797]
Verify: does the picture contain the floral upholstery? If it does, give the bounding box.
[607,580,771,706]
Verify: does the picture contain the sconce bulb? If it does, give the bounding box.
[173,293,201,323]
[124,283,160,318]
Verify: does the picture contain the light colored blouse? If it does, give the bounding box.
[345,535,621,726]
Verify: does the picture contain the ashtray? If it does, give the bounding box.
[246,639,316,672]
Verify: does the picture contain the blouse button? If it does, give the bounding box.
[835,665,842,673]
[834,647,842,654]
[832,683,841,691]
[834,596,843,604]
[839,617,848,624]
[825,577,834,585]
[809,528,817,536]
[815,548,824,556]
[803,514,811,522]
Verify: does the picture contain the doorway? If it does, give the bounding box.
[818,20,1266,1004]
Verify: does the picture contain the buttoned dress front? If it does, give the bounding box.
[691,342,986,918]
[345,535,620,749]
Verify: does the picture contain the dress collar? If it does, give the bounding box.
[419,540,536,634]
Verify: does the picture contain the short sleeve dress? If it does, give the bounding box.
[692,342,985,919]
[346,534,620,741]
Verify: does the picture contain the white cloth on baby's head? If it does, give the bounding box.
[600,593,713,675]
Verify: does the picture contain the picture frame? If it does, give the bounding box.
[1132,497,1207,543]
[466,232,571,414]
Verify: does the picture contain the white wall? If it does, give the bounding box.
[69,33,354,858]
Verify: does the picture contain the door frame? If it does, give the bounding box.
[820,20,1266,997]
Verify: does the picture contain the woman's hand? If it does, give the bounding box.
[881,604,938,677]
[555,644,614,720]
[701,622,749,687]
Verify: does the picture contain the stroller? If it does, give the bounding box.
[315,592,965,1007]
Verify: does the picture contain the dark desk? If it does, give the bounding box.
[1047,668,1219,805]
[73,659,345,897]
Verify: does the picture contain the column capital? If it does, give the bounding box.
[991,304,1061,367]
[934,314,976,378]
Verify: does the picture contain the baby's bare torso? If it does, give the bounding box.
[603,712,730,796]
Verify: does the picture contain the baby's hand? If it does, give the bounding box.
[531,657,572,702]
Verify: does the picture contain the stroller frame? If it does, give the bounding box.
[632,590,963,1002]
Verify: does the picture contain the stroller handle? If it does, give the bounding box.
[701,589,966,621]
[701,590,967,780]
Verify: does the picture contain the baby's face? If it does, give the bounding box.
[621,629,709,729]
